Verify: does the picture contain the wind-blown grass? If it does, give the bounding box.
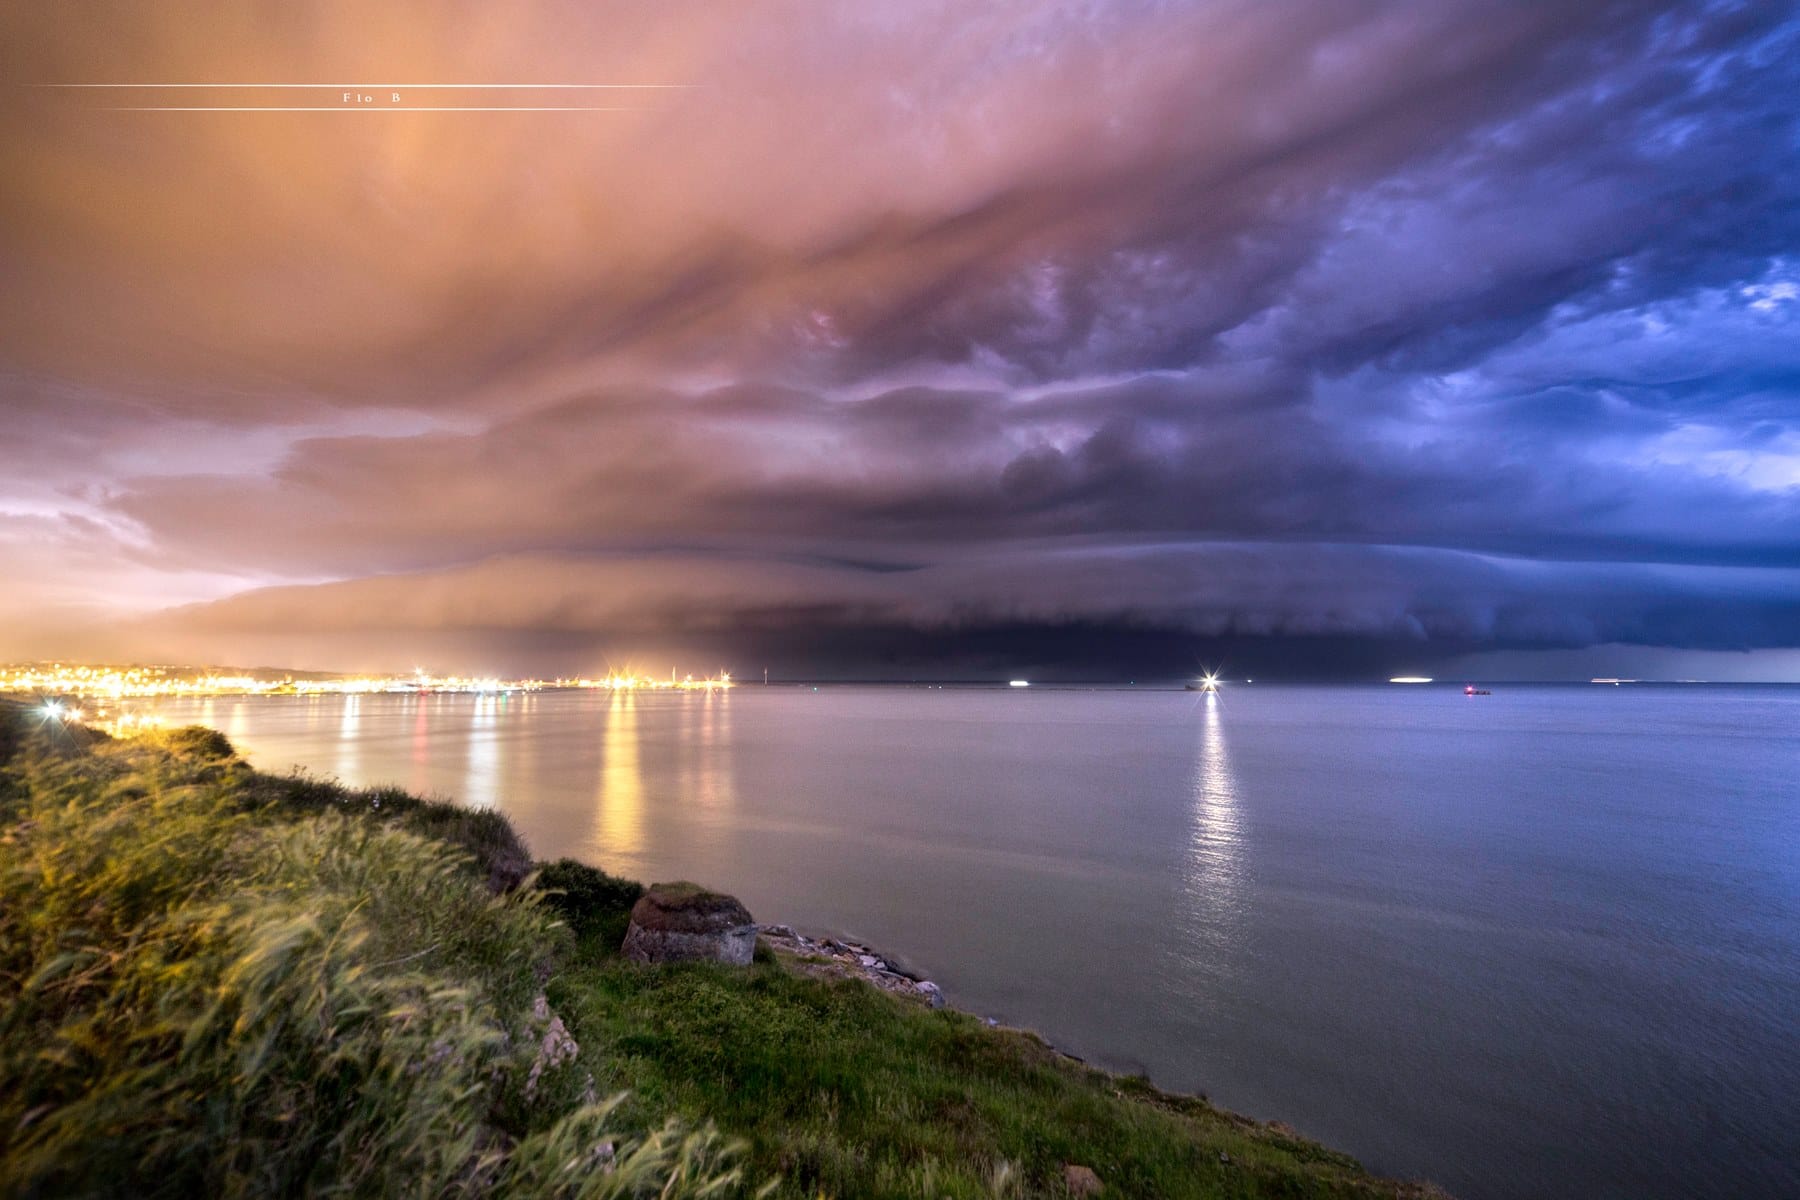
[0,708,747,1199]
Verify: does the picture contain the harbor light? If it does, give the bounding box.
[1009,680,1030,687]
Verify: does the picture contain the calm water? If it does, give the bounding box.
[150,685,1798,1199]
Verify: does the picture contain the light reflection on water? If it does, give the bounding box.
[409,697,431,795]
[595,689,644,862]
[695,689,736,814]
[1179,693,1244,997]
[463,695,500,809]
[336,696,359,780]
[224,699,250,745]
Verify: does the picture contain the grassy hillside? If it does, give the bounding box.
[0,701,1444,1198]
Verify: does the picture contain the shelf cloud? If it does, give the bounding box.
[3,1,1797,676]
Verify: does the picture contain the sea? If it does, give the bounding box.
[139,684,1799,1200]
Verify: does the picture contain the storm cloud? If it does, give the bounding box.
[2,1,1797,677]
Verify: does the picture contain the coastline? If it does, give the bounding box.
[0,701,1446,1197]
[757,924,947,1009]
[756,925,1091,1066]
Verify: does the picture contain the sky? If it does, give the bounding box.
[2,1,1797,680]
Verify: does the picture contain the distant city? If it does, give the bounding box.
[0,662,735,701]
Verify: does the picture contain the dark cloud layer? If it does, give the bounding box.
[2,1,1798,677]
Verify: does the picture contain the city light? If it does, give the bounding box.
[0,662,735,702]
[568,671,734,692]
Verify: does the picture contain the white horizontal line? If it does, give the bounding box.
[102,106,640,111]
[33,82,692,89]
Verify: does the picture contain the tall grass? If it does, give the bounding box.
[0,718,746,1198]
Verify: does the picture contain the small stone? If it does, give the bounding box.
[1062,1163,1103,1196]
[523,993,580,1099]
[917,981,945,1009]
[622,882,757,966]
[858,954,879,968]
[1219,1150,1231,1164]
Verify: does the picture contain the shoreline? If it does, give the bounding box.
[1,701,1446,1197]
[757,923,948,1009]
[757,924,1097,1062]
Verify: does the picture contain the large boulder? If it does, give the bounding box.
[621,882,757,965]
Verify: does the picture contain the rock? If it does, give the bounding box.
[1062,1163,1103,1195]
[482,838,533,895]
[621,882,757,966]
[758,924,948,1008]
[524,993,580,1099]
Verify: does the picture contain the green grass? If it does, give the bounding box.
[0,707,747,1198]
[545,904,1442,1200]
[0,701,1444,1198]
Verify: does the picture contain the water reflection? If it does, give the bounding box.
[224,699,250,745]
[463,696,500,809]
[410,697,431,795]
[513,694,540,795]
[1181,693,1245,985]
[337,696,360,779]
[594,690,645,861]
[694,690,737,813]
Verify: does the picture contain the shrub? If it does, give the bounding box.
[144,723,238,761]
[248,771,534,892]
[537,858,647,939]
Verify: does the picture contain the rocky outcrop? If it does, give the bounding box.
[523,993,583,1100]
[621,882,757,965]
[758,924,946,1008]
[1063,1163,1104,1195]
